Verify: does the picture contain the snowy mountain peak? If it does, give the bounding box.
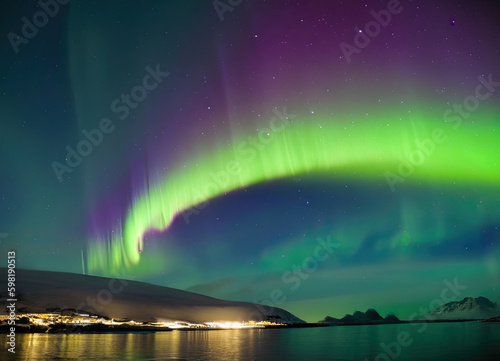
[427,296,498,320]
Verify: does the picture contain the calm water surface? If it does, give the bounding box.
[3,323,500,360]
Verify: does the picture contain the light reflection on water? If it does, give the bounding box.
[2,323,500,361]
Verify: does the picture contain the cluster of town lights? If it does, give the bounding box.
[1,313,284,329]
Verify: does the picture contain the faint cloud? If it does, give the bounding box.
[233,284,256,298]
[186,277,235,295]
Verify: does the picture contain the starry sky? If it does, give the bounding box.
[1,0,500,322]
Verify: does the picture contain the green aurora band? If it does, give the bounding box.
[87,106,500,275]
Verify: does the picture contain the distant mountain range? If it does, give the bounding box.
[318,309,400,325]
[426,296,499,320]
[3,269,497,326]
[318,296,500,325]
[0,269,304,324]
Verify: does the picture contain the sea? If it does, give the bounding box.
[3,322,500,360]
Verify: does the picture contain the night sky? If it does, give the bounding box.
[1,0,499,322]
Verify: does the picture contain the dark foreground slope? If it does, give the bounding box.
[0,268,304,324]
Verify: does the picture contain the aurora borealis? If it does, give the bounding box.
[90,106,500,274]
[1,0,500,322]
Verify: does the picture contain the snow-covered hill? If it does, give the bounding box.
[426,296,499,320]
[0,268,304,324]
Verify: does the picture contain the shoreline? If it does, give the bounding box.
[1,318,497,334]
